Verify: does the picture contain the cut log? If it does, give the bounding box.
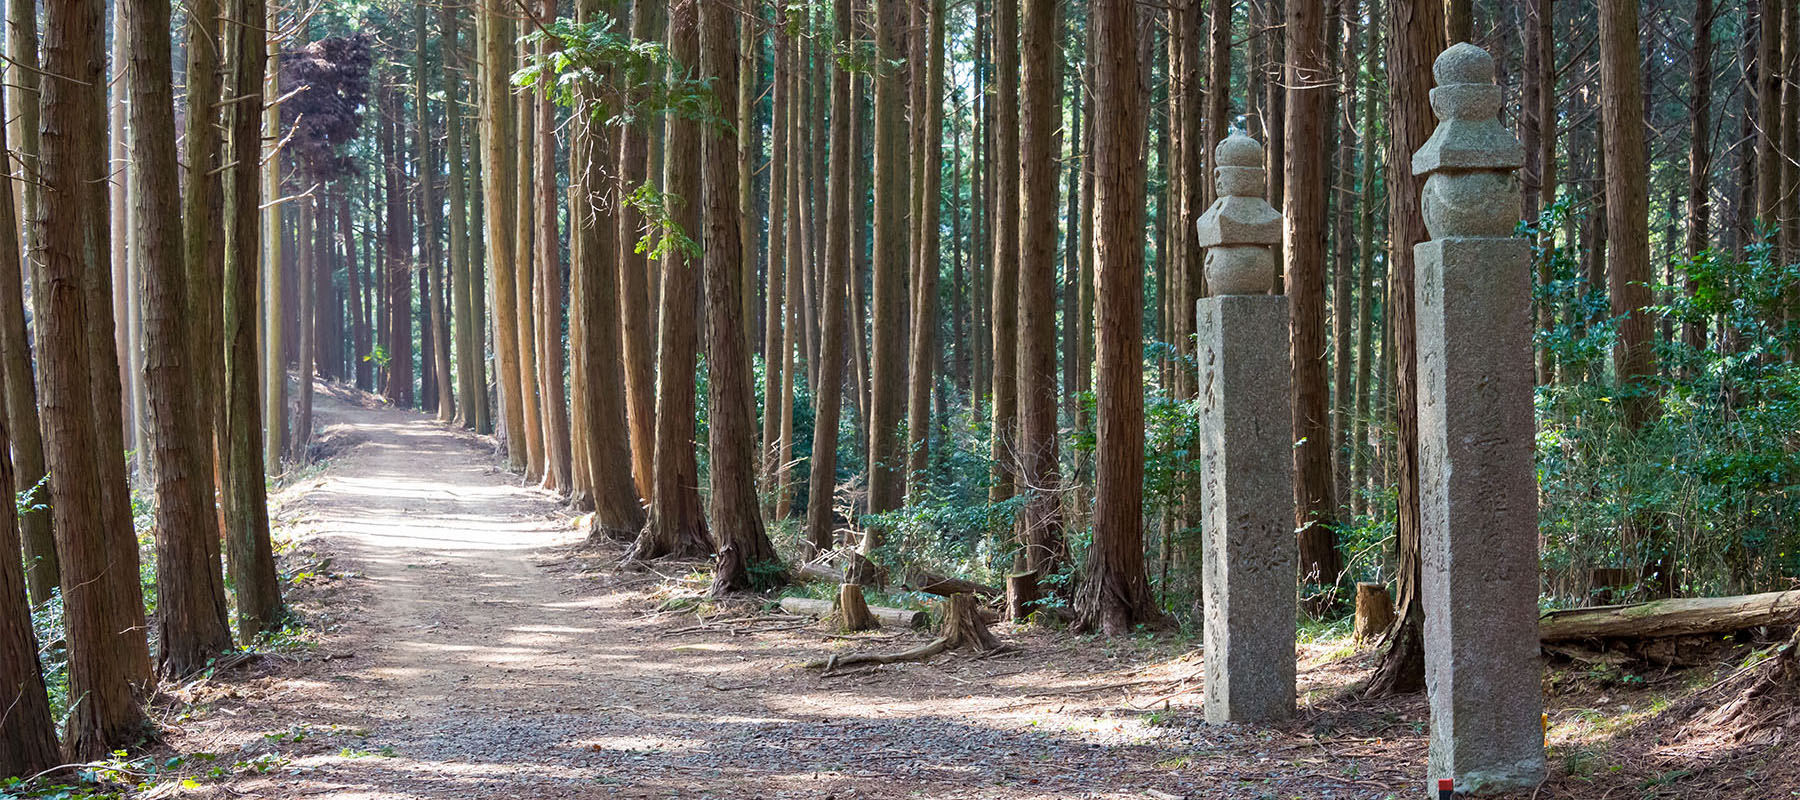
[1538,590,1800,643]
[839,583,877,632]
[1006,571,1040,621]
[780,595,925,628]
[902,568,1001,598]
[1353,582,1395,642]
[796,561,843,584]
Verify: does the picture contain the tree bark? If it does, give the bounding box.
[628,0,713,562]
[1287,0,1342,592]
[617,0,663,498]
[39,0,154,755]
[514,36,544,479]
[866,0,909,516]
[0,356,56,774]
[1600,0,1652,431]
[905,0,946,503]
[129,0,236,677]
[805,0,857,558]
[987,0,1021,505]
[1365,0,1441,698]
[6,0,53,606]
[480,1,526,467]
[1017,0,1064,576]
[1076,0,1162,635]
[534,0,572,492]
[1686,0,1713,357]
[760,26,789,519]
[703,0,782,594]
[574,0,644,538]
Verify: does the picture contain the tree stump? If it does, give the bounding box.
[1354,582,1395,642]
[942,592,1002,652]
[1006,571,1040,621]
[838,583,877,632]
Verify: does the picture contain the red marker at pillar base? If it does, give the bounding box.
[1437,778,1454,799]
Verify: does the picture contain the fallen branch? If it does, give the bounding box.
[779,595,926,628]
[1538,589,1800,642]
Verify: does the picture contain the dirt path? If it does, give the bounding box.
[162,388,1433,800]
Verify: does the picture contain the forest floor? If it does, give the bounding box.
[127,385,1800,800]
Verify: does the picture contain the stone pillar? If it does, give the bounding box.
[1194,133,1295,724]
[1411,42,1546,793]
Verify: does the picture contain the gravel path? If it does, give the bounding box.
[161,387,1426,800]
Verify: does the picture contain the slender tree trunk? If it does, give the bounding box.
[514,40,545,480]
[6,0,53,605]
[777,39,803,519]
[129,0,235,676]
[1365,0,1442,697]
[418,2,453,423]
[292,195,315,460]
[705,0,782,593]
[806,0,857,558]
[628,0,714,561]
[480,3,525,465]
[1287,0,1341,591]
[446,2,480,429]
[535,0,572,492]
[865,0,908,517]
[761,24,789,518]
[987,0,1020,505]
[263,15,286,472]
[1686,0,1713,358]
[1017,0,1064,576]
[905,0,946,502]
[617,0,664,498]
[1076,0,1161,635]
[1760,0,1782,225]
[1350,0,1381,515]
[1601,0,1652,430]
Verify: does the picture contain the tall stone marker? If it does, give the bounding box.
[1194,133,1295,724]
[1412,42,1546,793]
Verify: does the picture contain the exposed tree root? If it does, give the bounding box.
[805,593,1005,673]
[1669,632,1800,749]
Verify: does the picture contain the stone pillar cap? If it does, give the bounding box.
[1412,43,1524,176]
[1197,132,1282,248]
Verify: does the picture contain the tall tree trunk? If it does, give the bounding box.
[480,2,525,465]
[39,0,153,755]
[1287,0,1341,591]
[987,0,1020,505]
[129,0,235,676]
[806,0,856,558]
[628,0,714,561]
[760,25,789,518]
[262,17,286,472]
[617,0,664,498]
[7,0,53,605]
[535,0,572,492]
[292,195,315,460]
[1017,0,1063,576]
[446,2,481,430]
[573,0,643,536]
[1349,0,1381,516]
[865,0,908,517]
[1365,0,1441,698]
[514,39,545,479]
[420,2,453,423]
[905,0,946,502]
[704,0,782,593]
[1076,0,1161,635]
[1760,0,1782,225]
[222,0,283,642]
[1601,0,1652,430]
[1686,0,1713,357]
[777,37,803,519]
